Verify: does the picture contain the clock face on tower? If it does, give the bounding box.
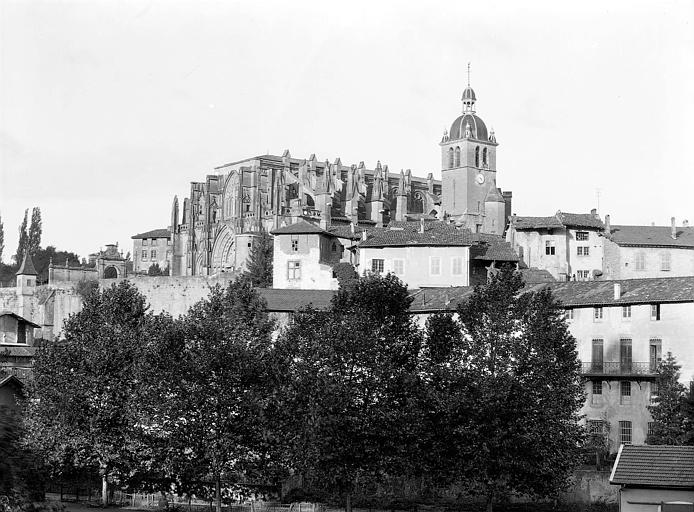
[476,173,485,185]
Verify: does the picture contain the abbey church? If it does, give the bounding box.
[167,83,512,276]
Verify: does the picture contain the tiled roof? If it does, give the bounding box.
[359,222,475,248]
[409,287,474,312]
[519,268,556,284]
[132,228,170,239]
[544,276,694,307]
[610,445,694,489]
[271,221,331,236]
[258,289,335,311]
[609,225,694,248]
[0,311,41,328]
[470,238,519,261]
[0,375,24,389]
[16,253,38,276]
[513,216,564,230]
[0,346,37,357]
[513,212,604,230]
[327,225,365,240]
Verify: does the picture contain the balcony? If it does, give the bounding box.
[580,362,657,379]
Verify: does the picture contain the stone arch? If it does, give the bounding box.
[223,171,240,220]
[103,266,118,279]
[454,147,461,167]
[448,147,454,168]
[475,146,480,168]
[211,224,236,273]
[412,191,424,214]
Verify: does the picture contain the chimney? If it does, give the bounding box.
[684,220,689,228]
[604,214,611,234]
[419,217,425,234]
[361,229,367,241]
[671,217,677,240]
[613,282,621,300]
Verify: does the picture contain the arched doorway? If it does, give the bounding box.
[103,266,118,279]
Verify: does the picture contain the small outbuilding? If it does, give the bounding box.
[610,444,694,512]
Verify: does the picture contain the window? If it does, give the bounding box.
[291,239,299,252]
[545,240,556,255]
[620,381,631,404]
[649,339,662,371]
[650,304,661,321]
[635,252,646,271]
[451,257,463,275]
[151,250,157,259]
[371,259,384,274]
[588,419,605,435]
[430,257,441,276]
[647,422,655,438]
[592,380,602,395]
[591,339,603,370]
[167,239,172,245]
[564,308,574,320]
[448,147,454,168]
[619,421,632,444]
[482,147,488,166]
[620,339,632,372]
[576,231,589,241]
[454,147,461,167]
[475,146,480,167]
[287,261,301,280]
[331,242,337,253]
[577,246,590,256]
[142,250,148,260]
[650,382,659,404]
[577,270,591,280]
[622,305,631,319]
[142,239,150,246]
[661,252,671,271]
[393,259,404,275]
[593,307,603,321]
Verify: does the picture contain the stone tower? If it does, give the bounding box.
[440,80,500,232]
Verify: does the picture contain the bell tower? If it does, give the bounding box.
[440,67,500,232]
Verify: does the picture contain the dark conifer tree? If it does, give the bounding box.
[28,207,42,256]
[243,229,273,287]
[15,209,29,264]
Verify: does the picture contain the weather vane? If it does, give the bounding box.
[467,62,471,86]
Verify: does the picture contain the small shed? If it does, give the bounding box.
[610,444,694,512]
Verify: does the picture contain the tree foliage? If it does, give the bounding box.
[28,207,42,257]
[274,273,423,511]
[147,262,169,276]
[147,280,276,512]
[26,281,155,505]
[647,352,691,445]
[422,267,585,510]
[243,230,273,287]
[15,209,29,265]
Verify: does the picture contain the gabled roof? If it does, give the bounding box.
[609,225,694,248]
[257,289,335,311]
[359,222,475,248]
[0,374,24,390]
[513,211,604,231]
[544,276,694,307]
[610,445,694,489]
[131,228,170,239]
[271,221,332,236]
[469,236,519,262]
[0,311,41,328]
[519,268,556,284]
[16,253,38,276]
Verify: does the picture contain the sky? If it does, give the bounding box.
[1,0,693,263]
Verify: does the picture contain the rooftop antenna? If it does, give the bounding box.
[596,188,601,214]
[467,62,471,86]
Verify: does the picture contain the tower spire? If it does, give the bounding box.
[467,62,471,87]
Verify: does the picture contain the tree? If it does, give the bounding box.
[243,229,273,287]
[423,267,584,511]
[32,245,82,284]
[15,209,28,265]
[274,274,423,512]
[28,207,42,256]
[0,213,5,263]
[332,262,358,289]
[154,280,276,512]
[147,262,168,276]
[25,281,154,506]
[648,352,689,445]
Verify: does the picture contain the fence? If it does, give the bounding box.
[113,493,298,512]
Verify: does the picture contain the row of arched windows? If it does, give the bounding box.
[447,146,489,169]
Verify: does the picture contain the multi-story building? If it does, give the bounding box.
[131,229,172,274]
[505,210,605,281]
[159,82,512,277]
[603,217,694,279]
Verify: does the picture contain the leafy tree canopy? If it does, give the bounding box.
[648,352,692,446]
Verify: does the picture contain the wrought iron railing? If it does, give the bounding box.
[581,361,656,377]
